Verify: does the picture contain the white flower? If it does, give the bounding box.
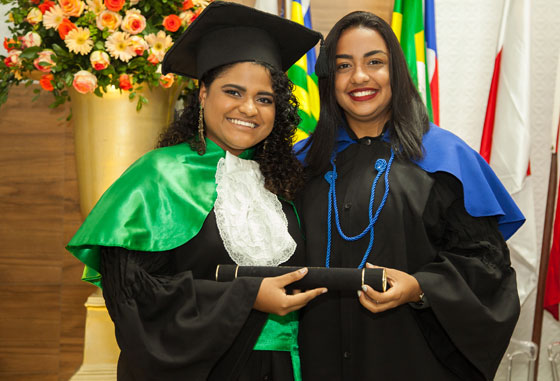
[90,50,110,70]
[42,5,65,30]
[73,70,97,94]
[27,8,43,25]
[144,31,173,62]
[86,0,105,14]
[21,32,42,49]
[105,31,134,62]
[65,27,93,55]
[192,0,210,7]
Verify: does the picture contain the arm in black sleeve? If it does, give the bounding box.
[100,246,266,381]
[413,172,520,380]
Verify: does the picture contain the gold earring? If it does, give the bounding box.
[197,103,206,155]
[262,138,269,153]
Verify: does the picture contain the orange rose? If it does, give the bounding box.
[38,0,55,13]
[59,0,85,17]
[96,10,122,31]
[72,70,97,94]
[147,53,159,65]
[40,74,55,92]
[159,73,175,89]
[121,9,146,35]
[4,38,18,52]
[181,0,193,11]
[162,14,181,32]
[118,73,133,91]
[104,0,125,12]
[58,19,77,40]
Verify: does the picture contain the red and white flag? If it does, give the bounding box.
[544,51,560,319]
[480,0,536,304]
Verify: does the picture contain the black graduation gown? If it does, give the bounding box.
[296,136,520,381]
[99,203,304,381]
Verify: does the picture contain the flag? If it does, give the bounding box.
[479,0,536,304]
[424,0,439,126]
[285,0,320,143]
[544,51,560,319]
[391,0,439,124]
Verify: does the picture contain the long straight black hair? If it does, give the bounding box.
[302,11,430,176]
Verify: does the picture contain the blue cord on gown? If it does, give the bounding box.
[324,149,395,269]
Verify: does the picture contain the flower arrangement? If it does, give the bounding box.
[0,0,211,111]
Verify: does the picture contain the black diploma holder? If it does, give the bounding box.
[215,265,388,292]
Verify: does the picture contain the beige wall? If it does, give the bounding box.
[230,0,394,36]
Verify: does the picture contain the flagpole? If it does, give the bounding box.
[531,117,560,380]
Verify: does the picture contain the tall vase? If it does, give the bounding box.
[70,84,181,380]
[71,84,182,218]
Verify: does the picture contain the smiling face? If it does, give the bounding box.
[199,61,275,156]
[334,27,392,137]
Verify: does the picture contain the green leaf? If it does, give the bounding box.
[64,72,73,87]
[0,89,8,107]
[95,41,104,50]
[19,46,42,59]
[52,43,68,57]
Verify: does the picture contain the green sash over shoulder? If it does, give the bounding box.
[67,139,302,376]
[66,140,252,287]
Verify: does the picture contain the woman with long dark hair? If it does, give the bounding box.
[67,2,325,380]
[296,11,522,380]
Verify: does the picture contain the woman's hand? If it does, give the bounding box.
[253,268,328,316]
[357,263,423,313]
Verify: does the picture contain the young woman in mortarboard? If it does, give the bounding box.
[66,2,326,380]
[295,11,522,381]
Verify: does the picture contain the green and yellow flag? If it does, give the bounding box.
[286,0,320,142]
[392,0,439,123]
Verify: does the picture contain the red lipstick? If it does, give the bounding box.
[348,88,378,101]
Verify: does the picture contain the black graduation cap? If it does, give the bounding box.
[162,1,322,79]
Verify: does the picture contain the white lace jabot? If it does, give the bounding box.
[214,152,296,266]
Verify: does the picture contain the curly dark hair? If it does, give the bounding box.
[158,61,304,200]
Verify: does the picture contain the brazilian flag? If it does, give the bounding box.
[286,0,320,142]
[392,0,438,123]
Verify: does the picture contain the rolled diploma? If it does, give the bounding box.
[215,265,388,292]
